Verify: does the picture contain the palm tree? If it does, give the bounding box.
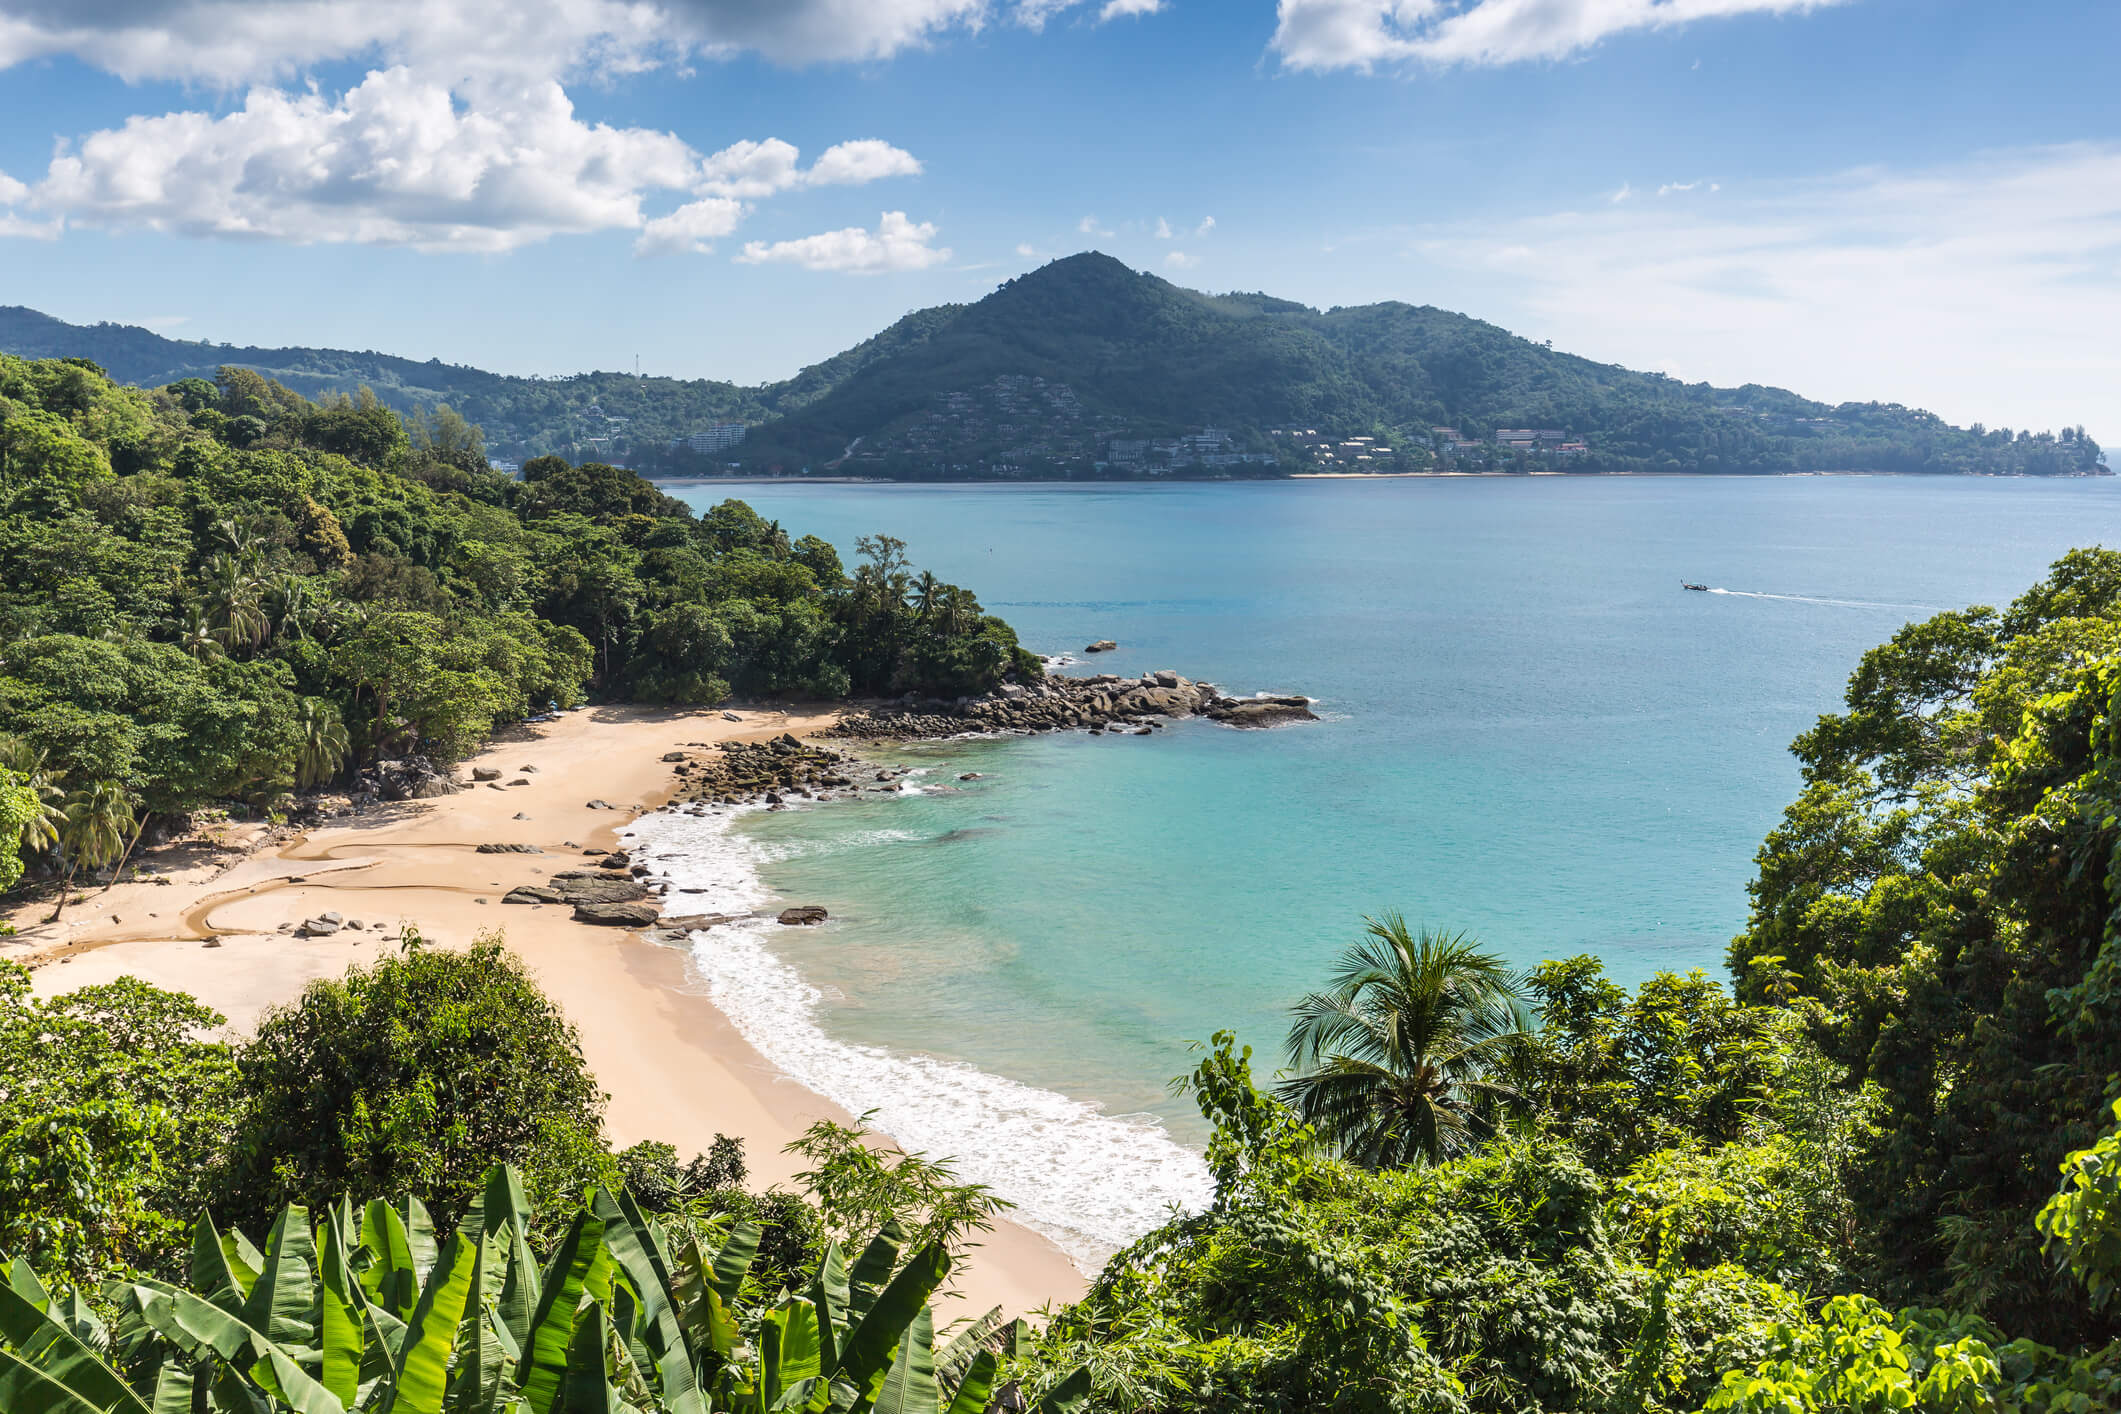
[47,780,135,923]
[294,699,351,787]
[0,735,63,853]
[1278,915,1532,1169]
[202,552,267,652]
[262,573,316,641]
[176,603,224,660]
[912,570,943,620]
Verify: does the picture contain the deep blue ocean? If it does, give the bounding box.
[633,475,2119,1262]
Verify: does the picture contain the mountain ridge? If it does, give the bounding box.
[1,252,2102,478]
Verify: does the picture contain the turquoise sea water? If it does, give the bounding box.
[640,475,2118,1260]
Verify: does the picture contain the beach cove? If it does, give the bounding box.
[7,703,1092,1317]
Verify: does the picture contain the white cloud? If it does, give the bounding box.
[1196,215,1215,235]
[1608,182,1633,203]
[1078,214,1112,236]
[1154,217,1173,239]
[1657,180,1698,196]
[1,65,923,253]
[1406,143,2121,441]
[1164,250,1197,269]
[737,210,950,273]
[1099,0,1166,18]
[1271,0,1850,73]
[635,196,747,255]
[1015,242,1038,256]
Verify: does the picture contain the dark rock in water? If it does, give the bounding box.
[574,901,660,927]
[1085,640,1117,652]
[504,886,562,905]
[476,842,543,854]
[777,905,829,926]
[598,851,631,870]
[1207,696,1320,729]
[660,913,744,931]
[959,772,983,781]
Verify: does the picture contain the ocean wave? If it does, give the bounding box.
[624,808,1213,1268]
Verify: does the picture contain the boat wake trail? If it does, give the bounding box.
[1705,587,1937,611]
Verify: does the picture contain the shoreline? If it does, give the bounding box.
[7,704,1090,1318]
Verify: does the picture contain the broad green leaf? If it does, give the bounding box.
[0,1344,113,1414]
[869,1306,937,1414]
[242,1206,317,1350]
[592,1190,705,1414]
[934,1306,1003,1395]
[1035,1368,1092,1414]
[560,1302,621,1414]
[497,1225,542,1354]
[399,1197,439,1285]
[817,1242,950,1413]
[760,1299,823,1411]
[316,1209,366,1408]
[8,1257,50,1309]
[362,1201,421,1319]
[147,1360,196,1414]
[189,1213,254,1311]
[388,1232,477,1414]
[0,1280,150,1414]
[515,1210,605,1414]
[710,1221,761,1307]
[253,1344,348,1414]
[942,1350,998,1414]
[810,1242,848,1372]
[481,1165,534,1245]
[845,1223,905,1326]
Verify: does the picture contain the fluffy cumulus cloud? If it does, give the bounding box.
[1407,143,2121,439]
[1271,0,1850,72]
[0,0,1000,258]
[738,210,950,273]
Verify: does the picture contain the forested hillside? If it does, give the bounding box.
[0,353,1034,840]
[7,254,2102,478]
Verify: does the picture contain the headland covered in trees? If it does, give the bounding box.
[2,349,2121,1411]
[4,252,2106,480]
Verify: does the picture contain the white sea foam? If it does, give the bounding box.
[623,807,1214,1268]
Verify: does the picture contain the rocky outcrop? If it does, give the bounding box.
[574,901,660,927]
[472,766,503,782]
[1084,640,1117,653]
[297,912,344,937]
[665,735,871,808]
[476,842,542,854]
[351,757,459,803]
[1206,696,1320,729]
[549,872,651,905]
[777,905,829,926]
[503,885,563,905]
[829,670,1318,741]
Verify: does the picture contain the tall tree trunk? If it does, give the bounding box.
[45,862,79,924]
[101,812,150,893]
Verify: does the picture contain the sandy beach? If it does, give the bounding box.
[5,704,1089,1319]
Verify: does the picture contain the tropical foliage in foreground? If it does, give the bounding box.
[0,1162,1088,1414]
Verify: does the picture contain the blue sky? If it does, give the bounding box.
[0,0,2116,439]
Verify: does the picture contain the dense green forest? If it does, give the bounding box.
[0,352,1035,874]
[6,255,2102,478]
[3,344,2121,1409]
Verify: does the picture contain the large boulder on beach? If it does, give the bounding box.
[472,766,503,782]
[504,885,563,904]
[297,916,342,937]
[550,872,651,905]
[777,905,829,926]
[574,901,660,927]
